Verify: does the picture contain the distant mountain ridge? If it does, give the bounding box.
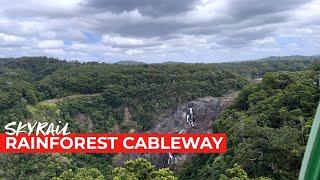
[113,55,320,64]
[1,55,319,65]
[257,55,317,61]
[161,61,187,64]
[114,60,145,65]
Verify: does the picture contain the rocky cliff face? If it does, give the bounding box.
[152,96,224,133]
[113,92,238,169]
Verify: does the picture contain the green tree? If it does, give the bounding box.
[220,163,249,180]
[112,158,176,180]
[53,168,104,180]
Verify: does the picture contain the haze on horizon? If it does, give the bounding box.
[0,0,319,63]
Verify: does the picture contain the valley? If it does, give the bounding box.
[0,56,319,179]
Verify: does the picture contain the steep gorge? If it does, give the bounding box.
[113,91,239,169]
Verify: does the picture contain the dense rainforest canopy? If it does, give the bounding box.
[179,70,320,179]
[0,56,319,179]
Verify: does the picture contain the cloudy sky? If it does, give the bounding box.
[0,0,319,63]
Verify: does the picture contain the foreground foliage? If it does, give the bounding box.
[179,70,320,179]
[0,57,318,179]
[112,158,176,180]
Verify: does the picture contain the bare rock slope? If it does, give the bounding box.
[153,96,226,133]
[114,92,238,168]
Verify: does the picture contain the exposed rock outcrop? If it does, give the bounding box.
[152,96,224,134]
[74,113,93,132]
[113,92,238,169]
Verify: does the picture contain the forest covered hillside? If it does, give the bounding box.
[0,56,319,179]
[179,70,320,179]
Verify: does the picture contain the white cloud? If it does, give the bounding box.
[0,33,26,47]
[0,0,319,62]
[254,37,276,45]
[286,42,299,50]
[102,34,159,48]
[125,49,144,55]
[103,34,145,46]
[184,0,228,23]
[38,40,64,49]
